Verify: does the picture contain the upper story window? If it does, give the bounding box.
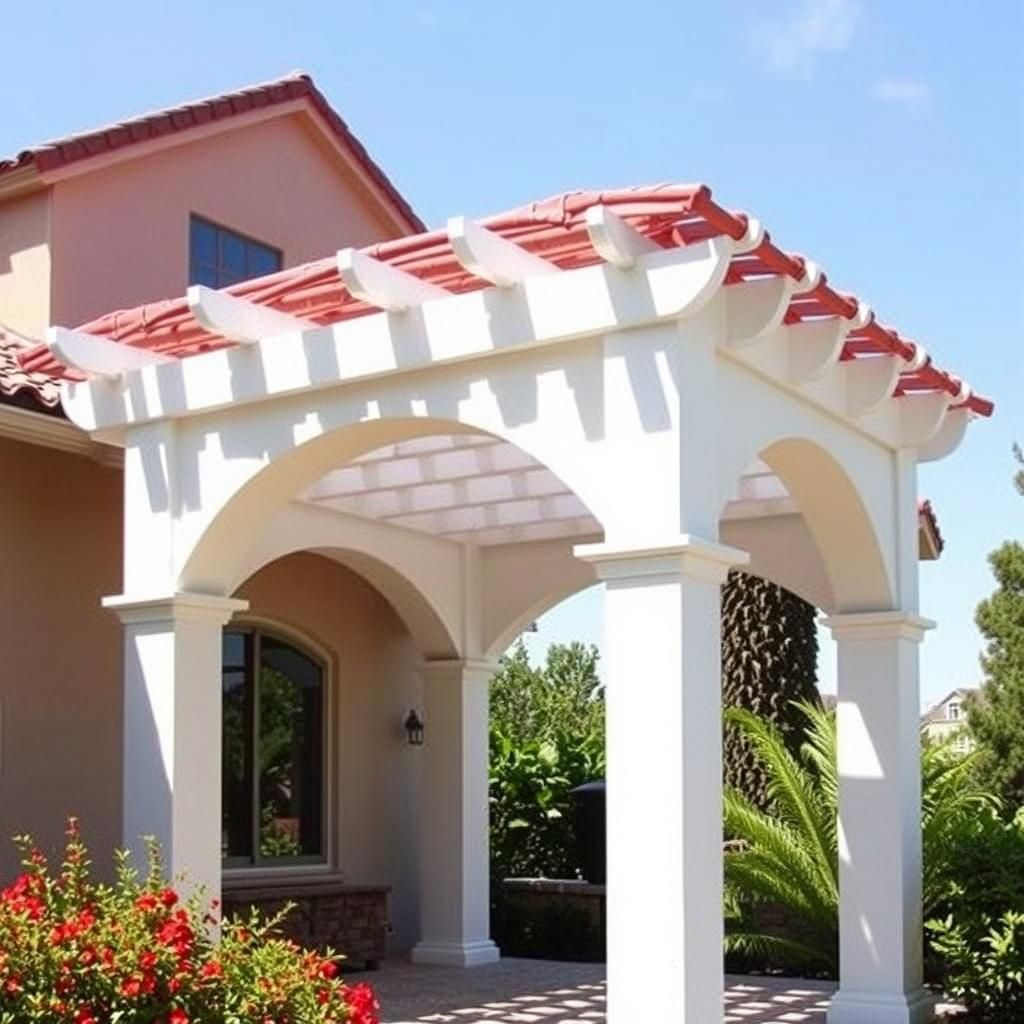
[947,700,962,721]
[222,627,326,868]
[190,216,282,289]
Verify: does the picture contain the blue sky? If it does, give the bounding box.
[4,1,1022,707]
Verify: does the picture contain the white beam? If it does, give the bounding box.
[898,392,953,448]
[584,205,660,269]
[47,326,173,380]
[64,237,735,432]
[337,248,448,312]
[447,216,558,287]
[186,285,315,344]
[724,276,795,348]
[918,407,970,462]
[844,356,902,418]
[786,319,848,383]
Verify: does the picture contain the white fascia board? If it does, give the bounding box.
[187,285,315,343]
[61,236,735,432]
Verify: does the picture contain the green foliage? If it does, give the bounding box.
[489,640,604,882]
[721,572,819,811]
[968,534,1024,810]
[926,810,1024,1020]
[723,703,996,977]
[490,640,604,747]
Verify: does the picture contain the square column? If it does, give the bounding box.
[104,592,248,905]
[412,658,501,967]
[826,612,935,1024]
[577,535,748,1023]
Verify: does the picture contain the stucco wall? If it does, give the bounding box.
[0,190,51,338]
[49,112,401,328]
[0,437,122,876]
[233,551,425,953]
[0,458,425,950]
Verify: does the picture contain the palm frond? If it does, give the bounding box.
[724,929,836,972]
[724,706,838,903]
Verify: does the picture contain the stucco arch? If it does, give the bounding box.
[739,436,895,613]
[481,538,601,659]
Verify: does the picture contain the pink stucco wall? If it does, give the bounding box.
[49,111,403,328]
[0,449,424,948]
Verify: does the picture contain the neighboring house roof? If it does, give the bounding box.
[0,326,61,411]
[921,687,977,726]
[918,499,944,557]
[0,72,425,234]
[17,183,995,420]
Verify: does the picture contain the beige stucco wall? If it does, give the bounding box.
[0,449,424,950]
[234,551,425,952]
[0,190,51,338]
[0,437,122,877]
[49,112,402,328]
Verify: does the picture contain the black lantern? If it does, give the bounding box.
[404,709,425,746]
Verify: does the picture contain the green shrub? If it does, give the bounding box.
[489,727,603,881]
[925,809,1024,1021]
[489,640,604,882]
[0,819,377,1024]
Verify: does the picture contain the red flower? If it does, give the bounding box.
[168,1009,189,1024]
[159,888,179,908]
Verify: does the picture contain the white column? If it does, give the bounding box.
[104,592,248,905]
[412,658,500,967]
[826,611,935,1024]
[577,535,748,1023]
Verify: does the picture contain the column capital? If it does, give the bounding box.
[418,657,500,685]
[825,610,935,643]
[575,534,749,585]
[103,592,249,626]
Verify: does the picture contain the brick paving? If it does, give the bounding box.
[371,960,962,1023]
[371,959,837,1023]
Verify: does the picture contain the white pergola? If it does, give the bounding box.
[41,186,988,1024]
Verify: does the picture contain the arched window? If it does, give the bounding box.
[222,627,326,867]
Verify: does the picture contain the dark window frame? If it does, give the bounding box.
[222,625,328,870]
[189,215,283,289]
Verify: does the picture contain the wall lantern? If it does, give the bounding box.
[404,708,425,746]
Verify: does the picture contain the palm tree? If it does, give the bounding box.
[723,701,996,974]
[721,571,820,811]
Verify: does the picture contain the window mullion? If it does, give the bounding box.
[251,629,261,867]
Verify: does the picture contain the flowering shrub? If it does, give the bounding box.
[0,819,378,1024]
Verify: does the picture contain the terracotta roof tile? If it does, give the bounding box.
[0,328,62,410]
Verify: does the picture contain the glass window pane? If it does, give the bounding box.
[258,637,323,860]
[221,231,246,279]
[246,242,281,279]
[222,632,254,861]
[190,217,217,266]
[191,262,221,288]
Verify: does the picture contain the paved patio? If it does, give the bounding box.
[371,959,837,1023]
[370,960,963,1023]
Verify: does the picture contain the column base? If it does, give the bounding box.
[410,940,500,967]
[828,988,936,1024]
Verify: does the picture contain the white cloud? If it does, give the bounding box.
[753,0,861,77]
[872,78,932,107]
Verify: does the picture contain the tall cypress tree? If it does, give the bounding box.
[721,570,820,810]
[967,446,1024,810]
